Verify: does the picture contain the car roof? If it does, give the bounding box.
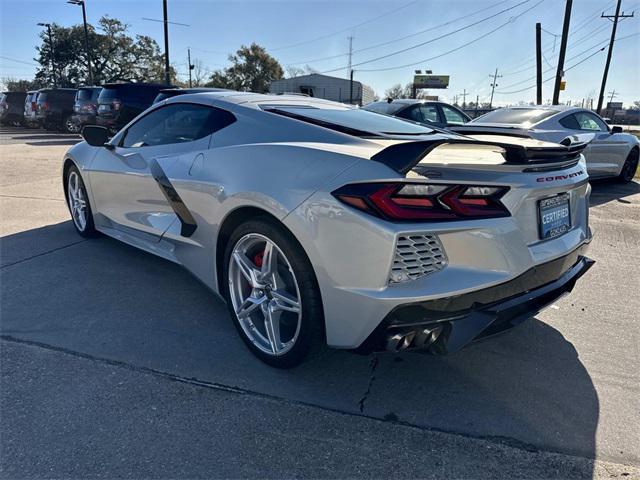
[166,90,352,110]
[158,87,230,94]
[102,82,167,88]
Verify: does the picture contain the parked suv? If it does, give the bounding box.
[23,91,40,128]
[70,86,102,131]
[96,83,167,132]
[0,91,27,126]
[363,99,471,128]
[35,88,78,132]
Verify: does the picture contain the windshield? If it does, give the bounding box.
[267,106,434,136]
[472,108,558,126]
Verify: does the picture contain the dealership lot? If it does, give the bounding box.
[1,126,638,477]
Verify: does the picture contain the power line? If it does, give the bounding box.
[496,32,638,94]
[268,0,419,52]
[318,0,535,74]
[0,55,39,67]
[285,0,510,66]
[354,0,545,73]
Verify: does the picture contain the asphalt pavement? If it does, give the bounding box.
[1,126,638,479]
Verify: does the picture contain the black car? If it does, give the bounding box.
[96,83,168,132]
[362,99,471,129]
[35,88,78,132]
[71,86,102,131]
[0,91,27,126]
[152,87,230,104]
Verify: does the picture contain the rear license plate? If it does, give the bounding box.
[539,193,571,239]
[98,104,111,113]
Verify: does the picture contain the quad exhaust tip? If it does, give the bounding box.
[386,325,444,352]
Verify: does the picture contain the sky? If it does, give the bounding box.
[0,0,638,107]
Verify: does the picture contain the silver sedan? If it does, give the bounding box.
[453,106,639,182]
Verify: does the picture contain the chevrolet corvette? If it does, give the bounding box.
[63,92,593,367]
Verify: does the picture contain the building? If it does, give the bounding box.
[269,74,375,106]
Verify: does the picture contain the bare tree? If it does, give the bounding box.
[191,59,210,87]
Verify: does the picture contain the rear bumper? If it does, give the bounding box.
[359,245,594,354]
[71,113,96,127]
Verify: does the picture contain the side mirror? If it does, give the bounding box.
[82,125,110,147]
[611,125,623,134]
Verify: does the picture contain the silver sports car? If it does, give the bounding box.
[452,106,639,182]
[63,92,593,367]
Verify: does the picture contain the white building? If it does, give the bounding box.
[270,74,375,106]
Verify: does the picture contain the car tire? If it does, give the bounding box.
[64,165,97,238]
[618,149,639,183]
[222,217,324,368]
[64,115,79,134]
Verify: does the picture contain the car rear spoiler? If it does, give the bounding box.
[371,135,594,174]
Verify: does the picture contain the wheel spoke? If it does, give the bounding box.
[271,289,301,314]
[260,241,277,280]
[264,306,281,354]
[233,252,258,286]
[236,295,265,319]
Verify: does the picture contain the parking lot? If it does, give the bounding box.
[0,126,638,478]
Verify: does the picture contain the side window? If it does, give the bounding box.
[440,105,467,125]
[401,105,424,123]
[575,112,607,132]
[121,104,236,148]
[418,105,440,124]
[559,114,580,130]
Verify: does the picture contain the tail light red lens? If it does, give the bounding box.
[332,183,510,221]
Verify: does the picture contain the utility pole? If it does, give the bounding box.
[553,0,573,104]
[597,0,634,114]
[346,36,353,80]
[489,68,501,109]
[536,22,542,105]
[163,0,171,85]
[187,48,193,88]
[38,23,56,87]
[459,89,467,108]
[349,69,354,105]
[475,94,479,116]
[67,1,93,85]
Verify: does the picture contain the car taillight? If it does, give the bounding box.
[332,183,510,221]
[112,99,122,110]
[81,103,96,113]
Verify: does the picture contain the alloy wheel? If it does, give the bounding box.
[228,233,302,356]
[67,171,87,231]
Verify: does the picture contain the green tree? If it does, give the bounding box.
[207,43,283,93]
[383,83,431,100]
[34,16,174,87]
[0,77,45,92]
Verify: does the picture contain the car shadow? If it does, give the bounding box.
[11,134,79,140]
[589,179,639,207]
[25,140,81,147]
[0,220,598,472]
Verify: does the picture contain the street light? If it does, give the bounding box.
[37,22,56,87]
[67,0,93,85]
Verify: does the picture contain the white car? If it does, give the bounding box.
[453,106,639,182]
[63,92,594,367]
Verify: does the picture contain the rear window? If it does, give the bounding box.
[362,102,407,115]
[36,93,48,102]
[77,88,99,101]
[98,88,119,103]
[473,108,558,125]
[266,106,434,136]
